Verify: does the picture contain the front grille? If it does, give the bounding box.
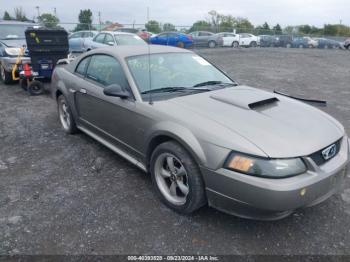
[309,139,342,166]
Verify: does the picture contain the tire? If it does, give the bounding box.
[231,41,239,48]
[150,141,206,214]
[208,41,216,48]
[176,42,185,48]
[27,80,44,96]
[250,41,257,48]
[286,43,291,48]
[20,79,28,91]
[346,45,350,50]
[0,64,13,84]
[57,95,78,134]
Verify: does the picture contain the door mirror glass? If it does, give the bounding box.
[103,84,130,99]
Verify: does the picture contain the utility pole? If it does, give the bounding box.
[35,6,40,19]
[53,7,57,17]
[98,11,101,31]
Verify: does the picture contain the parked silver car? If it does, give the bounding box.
[189,31,223,48]
[0,21,34,83]
[51,46,349,220]
[86,31,146,50]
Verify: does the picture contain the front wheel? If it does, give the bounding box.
[150,141,206,214]
[250,41,257,47]
[0,64,12,84]
[208,41,216,48]
[57,95,78,134]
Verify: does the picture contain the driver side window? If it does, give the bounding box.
[86,55,129,89]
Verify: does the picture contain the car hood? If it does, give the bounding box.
[0,38,26,47]
[168,86,344,158]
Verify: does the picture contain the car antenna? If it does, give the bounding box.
[148,40,153,105]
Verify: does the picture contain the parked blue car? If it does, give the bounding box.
[68,30,98,52]
[149,32,193,48]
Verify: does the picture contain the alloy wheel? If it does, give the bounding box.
[154,153,189,205]
[0,65,5,81]
[58,99,71,131]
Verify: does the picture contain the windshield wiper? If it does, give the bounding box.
[141,86,211,94]
[193,81,237,87]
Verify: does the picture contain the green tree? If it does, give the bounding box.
[273,24,282,34]
[235,17,254,33]
[189,20,211,32]
[256,22,271,35]
[145,20,161,33]
[38,13,59,28]
[163,23,176,32]
[3,11,12,20]
[219,15,236,32]
[298,24,312,35]
[75,9,94,31]
[14,7,28,21]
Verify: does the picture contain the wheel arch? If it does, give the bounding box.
[145,125,207,170]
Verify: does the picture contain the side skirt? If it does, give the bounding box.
[77,125,147,172]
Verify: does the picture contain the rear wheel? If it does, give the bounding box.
[0,64,12,84]
[57,95,78,134]
[208,41,216,48]
[150,141,206,214]
[176,41,185,48]
[27,80,44,96]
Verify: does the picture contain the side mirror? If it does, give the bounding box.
[104,84,130,99]
[107,41,115,46]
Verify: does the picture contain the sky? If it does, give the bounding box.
[1,0,349,28]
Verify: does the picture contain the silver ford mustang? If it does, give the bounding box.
[51,45,349,220]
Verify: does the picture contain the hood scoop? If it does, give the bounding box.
[210,89,279,110]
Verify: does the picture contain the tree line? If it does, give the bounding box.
[2,8,350,37]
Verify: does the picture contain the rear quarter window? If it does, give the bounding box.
[75,57,90,76]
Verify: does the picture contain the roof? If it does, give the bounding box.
[85,45,192,59]
[102,22,123,31]
[0,20,36,25]
[98,31,138,36]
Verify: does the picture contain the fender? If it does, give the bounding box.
[145,121,207,166]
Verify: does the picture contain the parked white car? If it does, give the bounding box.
[217,32,240,48]
[238,33,260,47]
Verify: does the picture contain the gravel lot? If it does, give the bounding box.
[0,48,349,255]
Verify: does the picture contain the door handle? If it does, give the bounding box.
[79,88,87,94]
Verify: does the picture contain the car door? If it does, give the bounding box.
[73,54,140,158]
[91,33,106,49]
[167,33,178,46]
[156,33,168,45]
[198,32,212,46]
[103,33,115,46]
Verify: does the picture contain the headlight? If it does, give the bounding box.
[224,152,307,178]
[5,47,21,56]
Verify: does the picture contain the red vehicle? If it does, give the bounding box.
[114,28,152,42]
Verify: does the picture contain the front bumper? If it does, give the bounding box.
[202,137,350,220]
[0,57,31,72]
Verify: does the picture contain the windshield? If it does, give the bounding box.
[126,53,234,95]
[114,34,146,46]
[0,24,32,39]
